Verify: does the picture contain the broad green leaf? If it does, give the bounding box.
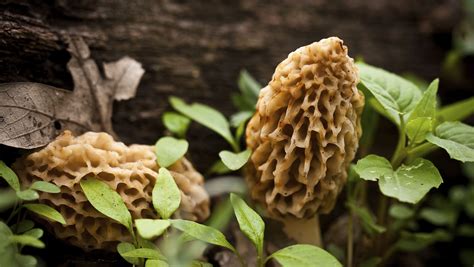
[117,242,140,265]
[389,204,414,220]
[267,244,342,267]
[396,230,451,251]
[232,70,261,112]
[80,177,132,230]
[146,259,169,267]
[136,219,171,239]
[16,189,39,201]
[405,118,433,145]
[0,161,20,191]
[219,149,251,170]
[0,189,18,212]
[0,222,16,267]
[230,193,264,257]
[169,97,237,150]
[419,208,457,226]
[402,73,429,91]
[12,220,34,234]
[155,137,189,168]
[325,244,344,263]
[24,228,43,239]
[230,111,253,128]
[9,234,45,248]
[162,112,191,138]
[347,202,386,235]
[23,204,66,224]
[357,63,422,125]
[30,181,60,193]
[170,219,236,252]
[353,155,392,181]
[122,248,166,260]
[153,168,181,219]
[407,79,438,121]
[437,97,474,123]
[379,158,443,204]
[426,121,474,162]
[358,84,380,151]
[207,160,231,175]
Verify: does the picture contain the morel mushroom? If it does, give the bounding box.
[14,131,210,251]
[246,37,364,219]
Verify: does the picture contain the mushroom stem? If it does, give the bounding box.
[281,215,322,247]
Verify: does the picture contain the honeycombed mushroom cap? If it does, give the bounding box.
[14,131,210,251]
[246,37,364,218]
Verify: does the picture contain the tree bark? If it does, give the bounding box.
[0,0,460,170]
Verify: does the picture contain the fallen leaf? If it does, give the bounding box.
[0,37,144,149]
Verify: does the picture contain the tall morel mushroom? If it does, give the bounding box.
[14,131,210,251]
[246,37,364,219]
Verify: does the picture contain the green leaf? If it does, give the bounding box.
[267,244,342,267]
[230,111,253,128]
[405,118,433,145]
[155,137,189,168]
[122,248,166,260]
[117,242,141,265]
[426,121,474,162]
[437,97,474,123]
[379,158,443,204]
[347,202,386,235]
[353,155,392,181]
[190,260,213,267]
[396,230,451,252]
[358,84,380,151]
[357,63,422,125]
[9,234,45,248]
[0,161,20,191]
[170,219,236,252]
[12,220,34,234]
[169,96,237,150]
[16,189,39,201]
[232,70,261,112]
[230,193,264,257]
[23,228,43,239]
[419,208,457,226]
[162,112,191,138]
[219,149,251,170]
[30,181,60,193]
[23,203,66,224]
[207,160,231,175]
[80,177,132,231]
[153,168,181,219]
[389,204,414,220]
[136,219,171,239]
[407,79,438,121]
[146,259,169,267]
[458,224,474,237]
[0,189,18,212]
[204,177,247,197]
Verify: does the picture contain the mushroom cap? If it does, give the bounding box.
[245,37,364,218]
[14,131,210,251]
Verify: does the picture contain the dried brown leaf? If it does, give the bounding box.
[0,37,144,149]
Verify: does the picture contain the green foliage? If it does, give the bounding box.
[232,69,261,112]
[170,96,238,151]
[266,244,342,267]
[426,121,474,162]
[136,219,171,239]
[436,97,474,122]
[389,204,414,220]
[23,204,66,224]
[230,193,265,264]
[219,149,252,170]
[0,161,20,191]
[121,248,166,260]
[16,189,39,201]
[170,219,236,253]
[162,111,190,138]
[30,181,60,193]
[155,136,189,168]
[117,242,141,265]
[152,168,181,219]
[80,177,133,232]
[347,202,386,235]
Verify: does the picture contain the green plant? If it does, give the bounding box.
[0,161,66,267]
[343,62,474,266]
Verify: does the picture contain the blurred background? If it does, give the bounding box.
[1,1,473,266]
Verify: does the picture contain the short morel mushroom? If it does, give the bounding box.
[246,37,364,219]
[14,131,210,251]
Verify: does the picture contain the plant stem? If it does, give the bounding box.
[390,115,406,168]
[347,210,354,267]
[406,142,438,162]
